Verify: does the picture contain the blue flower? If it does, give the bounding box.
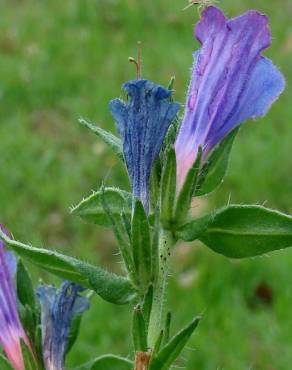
[110,79,180,211]
[37,282,89,370]
[175,6,285,189]
[0,225,30,370]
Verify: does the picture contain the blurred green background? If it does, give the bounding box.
[1,0,292,368]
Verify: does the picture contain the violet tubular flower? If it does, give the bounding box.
[0,226,29,370]
[175,6,285,189]
[37,282,89,370]
[110,79,180,211]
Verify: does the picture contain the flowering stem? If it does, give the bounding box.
[148,229,174,349]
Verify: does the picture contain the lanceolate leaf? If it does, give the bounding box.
[0,230,137,305]
[178,205,292,259]
[71,187,132,228]
[79,118,123,160]
[149,316,200,370]
[195,127,239,196]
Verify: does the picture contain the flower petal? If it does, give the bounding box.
[37,282,89,370]
[175,6,285,188]
[110,79,180,211]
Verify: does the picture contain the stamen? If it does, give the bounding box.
[128,41,143,79]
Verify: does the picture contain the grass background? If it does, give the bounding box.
[1,0,292,368]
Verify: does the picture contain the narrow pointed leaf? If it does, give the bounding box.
[195,127,239,196]
[160,147,176,227]
[142,284,153,330]
[149,316,200,370]
[0,230,137,304]
[175,213,213,242]
[132,200,152,288]
[132,306,148,352]
[79,118,123,160]
[174,148,202,226]
[152,330,164,356]
[71,187,132,228]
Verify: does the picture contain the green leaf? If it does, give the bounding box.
[181,205,292,259]
[17,260,36,310]
[149,316,200,370]
[132,199,152,288]
[174,148,202,226]
[132,306,148,352]
[0,230,137,305]
[79,118,123,160]
[160,147,176,228]
[142,284,153,330]
[89,355,132,370]
[152,330,164,356]
[21,339,38,370]
[71,187,132,228]
[0,354,14,370]
[195,127,239,196]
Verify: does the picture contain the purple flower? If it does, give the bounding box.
[37,282,89,370]
[0,226,29,370]
[110,79,180,211]
[175,6,285,189]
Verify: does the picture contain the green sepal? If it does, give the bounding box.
[18,304,36,344]
[79,118,123,160]
[152,330,164,356]
[132,199,152,289]
[0,230,137,305]
[150,160,162,211]
[17,260,36,310]
[195,127,239,196]
[160,147,176,228]
[174,148,202,226]
[100,188,136,283]
[75,355,132,370]
[151,209,160,284]
[132,306,148,352]
[142,284,153,330]
[0,354,14,370]
[163,312,172,345]
[149,316,200,370]
[178,205,292,259]
[71,187,132,228]
[20,339,38,370]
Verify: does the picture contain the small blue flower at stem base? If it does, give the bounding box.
[37,282,89,370]
[175,6,285,190]
[110,79,180,212]
[0,225,30,370]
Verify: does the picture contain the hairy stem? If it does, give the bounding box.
[147,229,174,348]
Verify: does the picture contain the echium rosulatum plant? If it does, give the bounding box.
[0,5,291,370]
